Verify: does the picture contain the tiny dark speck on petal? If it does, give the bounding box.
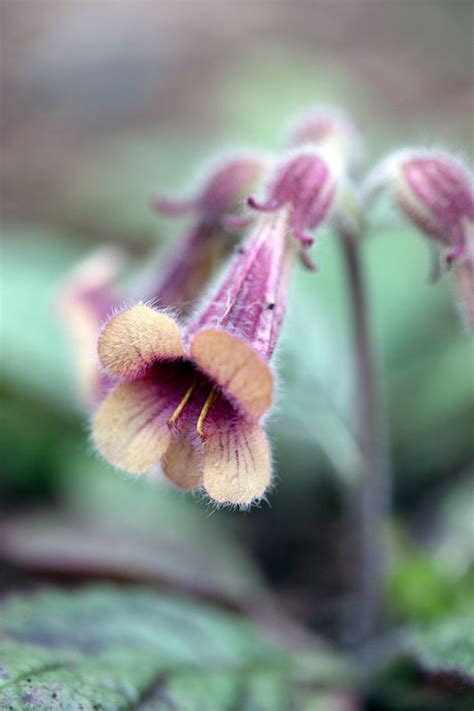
[266,302,275,310]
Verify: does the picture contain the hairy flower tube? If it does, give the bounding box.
[364,149,474,327]
[58,154,263,406]
[92,152,337,506]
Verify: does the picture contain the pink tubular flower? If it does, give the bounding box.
[92,216,288,506]
[91,154,335,506]
[364,150,474,327]
[58,154,263,407]
[247,150,337,269]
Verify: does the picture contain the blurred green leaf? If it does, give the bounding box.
[1,229,85,414]
[370,614,474,711]
[0,585,354,711]
[0,455,266,609]
[408,614,474,682]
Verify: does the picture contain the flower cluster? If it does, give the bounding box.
[59,105,473,507]
[92,150,338,506]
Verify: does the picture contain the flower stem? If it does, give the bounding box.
[337,222,388,645]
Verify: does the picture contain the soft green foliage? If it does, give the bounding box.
[370,615,474,711]
[0,456,266,608]
[0,586,352,711]
[409,614,474,681]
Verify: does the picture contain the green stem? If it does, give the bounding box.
[338,223,388,645]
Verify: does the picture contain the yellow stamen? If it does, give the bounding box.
[197,387,219,437]
[168,380,196,426]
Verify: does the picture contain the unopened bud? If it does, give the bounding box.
[364,149,474,329]
[286,105,364,178]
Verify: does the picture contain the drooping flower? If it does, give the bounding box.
[92,151,337,506]
[58,154,264,406]
[364,149,474,327]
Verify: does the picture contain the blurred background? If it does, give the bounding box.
[1,1,473,708]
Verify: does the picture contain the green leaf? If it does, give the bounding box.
[0,586,354,711]
[0,456,266,609]
[371,615,474,711]
[408,615,474,682]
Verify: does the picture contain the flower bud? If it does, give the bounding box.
[148,153,265,309]
[365,150,474,260]
[286,105,364,178]
[364,149,474,328]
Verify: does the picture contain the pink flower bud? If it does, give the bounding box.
[366,150,474,262]
[147,153,265,309]
[151,153,264,223]
[286,105,364,177]
[247,150,337,268]
[364,149,474,329]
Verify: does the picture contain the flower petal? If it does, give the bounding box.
[92,379,172,474]
[98,304,185,378]
[190,329,273,419]
[202,416,271,506]
[162,435,203,490]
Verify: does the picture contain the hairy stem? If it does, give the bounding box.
[338,223,388,645]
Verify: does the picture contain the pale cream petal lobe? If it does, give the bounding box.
[202,418,271,506]
[92,380,171,474]
[98,304,185,379]
[162,435,203,490]
[190,329,273,419]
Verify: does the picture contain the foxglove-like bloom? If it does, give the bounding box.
[92,152,337,506]
[58,154,263,406]
[364,150,474,327]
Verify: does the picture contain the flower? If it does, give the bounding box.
[58,154,263,406]
[364,150,474,327]
[365,150,474,262]
[247,149,338,269]
[92,213,290,506]
[92,151,336,506]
